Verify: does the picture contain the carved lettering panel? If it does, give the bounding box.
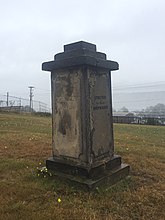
[89,71,113,158]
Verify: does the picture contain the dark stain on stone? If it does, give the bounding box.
[75,126,77,135]
[58,111,71,135]
[66,73,74,97]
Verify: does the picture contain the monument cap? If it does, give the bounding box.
[42,41,119,71]
[64,41,96,52]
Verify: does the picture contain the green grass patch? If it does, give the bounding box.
[0,113,165,220]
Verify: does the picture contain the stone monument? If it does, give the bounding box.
[42,41,129,189]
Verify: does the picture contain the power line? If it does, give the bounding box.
[112,81,165,90]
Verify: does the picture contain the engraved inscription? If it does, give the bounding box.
[93,95,108,110]
[89,72,113,158]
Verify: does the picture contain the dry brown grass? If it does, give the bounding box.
[0,113,165,220]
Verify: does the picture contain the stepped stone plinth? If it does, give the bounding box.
[42,41,129,189]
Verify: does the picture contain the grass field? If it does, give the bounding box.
[0,113,165,220]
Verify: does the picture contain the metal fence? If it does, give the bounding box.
[0,94,51,113]
[113,116,165,126]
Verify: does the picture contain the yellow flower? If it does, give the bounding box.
[58,198,61,203]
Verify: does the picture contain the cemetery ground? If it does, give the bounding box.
[0,113,165,220]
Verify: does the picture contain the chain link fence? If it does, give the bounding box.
[0,94,51,113]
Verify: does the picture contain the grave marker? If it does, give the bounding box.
[42,41,129,189]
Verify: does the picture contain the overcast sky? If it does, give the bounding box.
[0,0,165,107]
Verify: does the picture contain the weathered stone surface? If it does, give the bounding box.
[50,65,114,165]
[46,155,123,178]
[88,69,113,158]
[45,162,130,190]
[42,41,130,189]
[51,68,82,159]
[42,41,119,71]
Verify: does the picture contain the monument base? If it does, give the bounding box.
[46,155,130,190]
